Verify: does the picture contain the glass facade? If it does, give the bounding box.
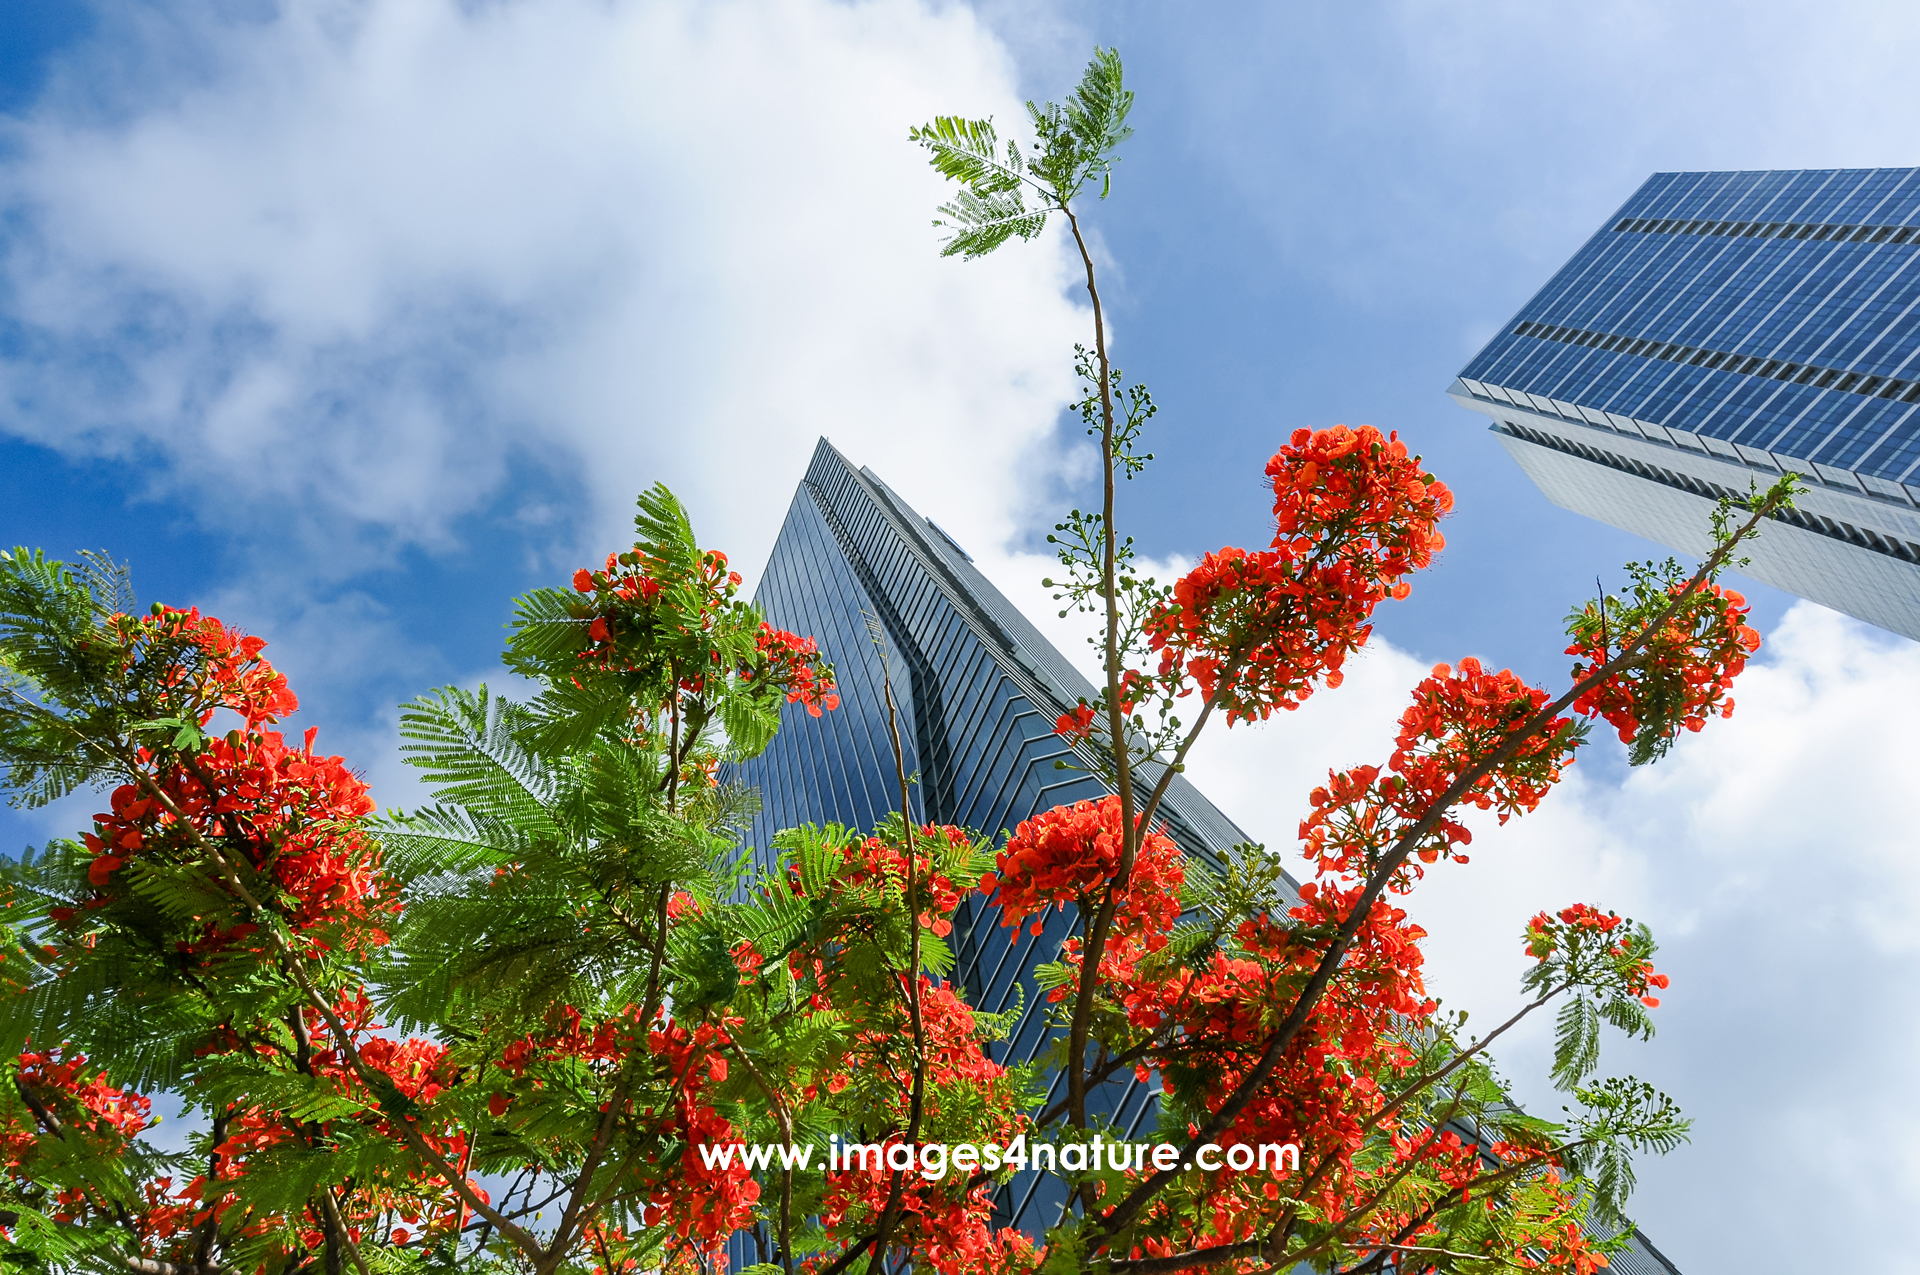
[727,439,1681,1273]
[1453,168,1920,640]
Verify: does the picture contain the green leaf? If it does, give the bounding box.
[396,686,560,830]
[504,585,594,678]
[912,49,1135,261]
[1027,47,1134,203]
[634,482,700,566]
[1552,994,1602,1091]
[719,690,779,761]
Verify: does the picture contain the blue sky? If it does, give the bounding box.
[4,2,1919,1268]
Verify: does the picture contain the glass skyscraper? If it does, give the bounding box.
[1453,167,1920,641]
[728,438,1680,1273]
[731,439,1250,1242]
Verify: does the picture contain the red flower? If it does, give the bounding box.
[1054,703,1097,740]
[985,796,1183,946]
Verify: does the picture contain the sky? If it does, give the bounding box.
[2,1,1917,1268]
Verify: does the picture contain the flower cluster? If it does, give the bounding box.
[559,538,839,732]
[709,816,1039,1274]
[1525,904,1670,1008]
[813,1164,1034,1275]
[1524,903,1622,958]
[568,547,740,689]
[122,604,301,729]
[62,725,392,955]
[1568,581,1759,761]
[821,825,970,937]
[496,1002,654,1082]
[1100,877,1451,1254]
[72,994,480,1269]
[809,981,1031,1275]
[641,1020,760,1260]
[1302,658,1578,884]
[1267,425,1451,569]
[43,609,392,956]
[1145,426,1451,724]
[1,603,493,1269]
[1,1048,155,1227]
[980,796,1183,942]
[754,624,842,716]
[1391,657,1574,827]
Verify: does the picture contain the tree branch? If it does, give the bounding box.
[867,662,928,1273]
[14,1077,67,1141]
[1090,490,1785,1244]
[1358,981,1569,1139]
[1060,197,1137,1146]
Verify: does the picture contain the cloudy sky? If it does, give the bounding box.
[4,1,1918,1268]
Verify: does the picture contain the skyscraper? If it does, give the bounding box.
[729,438,1680,1272]
[1451,167,1920,641]
[731,439,1250,1241]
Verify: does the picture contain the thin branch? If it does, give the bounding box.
[14,1078,68,1141]
[116,1260,231,1275]
[1360,981,1569,1138]
[867,646,928,1274]
[818,1234,877,1275]
[540,1061,636,1275]
[666,669,681,812]
[1110,1236,1270,1274]
[1060,196,1136,1146]
[1282,1062,1479,1263]
[317,1189,373,1275]
[1129,690,1223,840]
[1330,1143,1594,1275]
[728,1045,797,1275]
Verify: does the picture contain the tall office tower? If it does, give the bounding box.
[728,438,1680,1273]
[729,439,1251,1244]
[1451,167,1920,641]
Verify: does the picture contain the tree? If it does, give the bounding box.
[0,47,1793,1275]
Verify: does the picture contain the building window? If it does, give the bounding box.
[1619,215,1920,244]
[1510,319,1913,404]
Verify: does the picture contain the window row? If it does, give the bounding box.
[1511,319,1920,403]
[1613,214,1920,245]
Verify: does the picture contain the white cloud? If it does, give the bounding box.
[0,0,1103,873]
[0,0,1087,580]
[1179,600,1920,1272]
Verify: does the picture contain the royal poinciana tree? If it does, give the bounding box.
[0,48,1792,1275]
